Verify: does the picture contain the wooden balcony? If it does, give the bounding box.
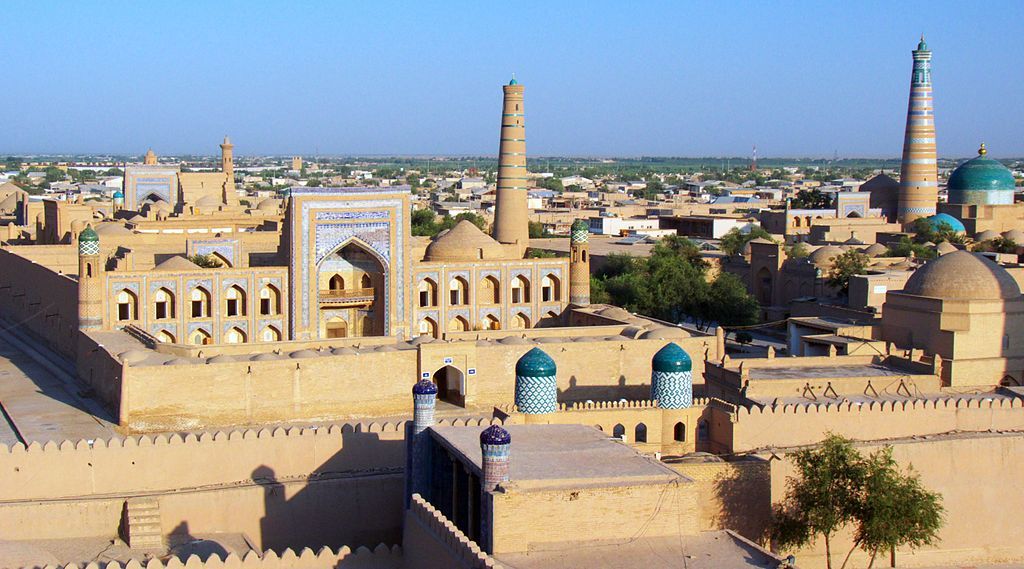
[319,287,375,306]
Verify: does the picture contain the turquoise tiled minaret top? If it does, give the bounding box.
[515,347,557,414]
[78,224,99,256]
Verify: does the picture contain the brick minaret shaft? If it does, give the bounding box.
[492,78,529,256]
[897,36,938,226]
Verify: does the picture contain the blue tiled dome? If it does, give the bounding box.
[924,213,966,234]
[480,425,511,445]
[515,347,556,377]
[412,379,438,395]
[946,144,1016,206]
[112,190,124,199]
[652,342,692,373]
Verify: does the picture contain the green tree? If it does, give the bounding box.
[411,208,437,236]
[705,273,759,327]
[536,177,563,192]
[791,188,834,209]
[786,242,810,259]
[973,236,1017,254]
[910,218,966,245]
[884,237,937,260]
[642,180,665,200]
[720,226,773,257]
[826,250,870,295]
[528,221,549,239]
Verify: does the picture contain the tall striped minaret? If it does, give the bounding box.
[492,77,530,256]
[897,36,938,226]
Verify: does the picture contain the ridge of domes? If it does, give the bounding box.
[480,424,511,445]
[902,250,1020,301]
[412,379,438,395]
[515,347,556,377]
[652,342,693,373]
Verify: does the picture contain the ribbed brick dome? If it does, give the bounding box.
[903,251,1020,300]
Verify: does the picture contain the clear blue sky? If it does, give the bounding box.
[3,1,1022,158]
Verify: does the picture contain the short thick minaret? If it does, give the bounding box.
[479,425,511,491]
[492,77,529,256]
[897,36,938,226]
[569,218,591,306]
[77,225,103,331]
[405,379,437,508]
[514,347,557,422]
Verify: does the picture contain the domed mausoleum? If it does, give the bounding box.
[946,144,1016,206]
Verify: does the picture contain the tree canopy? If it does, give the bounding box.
[720,226,774,257]
[412,209,488,237]
[772,434,944,569]
[791,188,835,209]
[592,235,758,328]
[826,250,870,295]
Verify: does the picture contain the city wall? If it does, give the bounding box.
[0,422,414,551]
[24,545,404,569]
[768,433,1024,568]
[402,494,505,569]
[730,395,1024,452]
[115,334,716,432]
[0,246,80,357]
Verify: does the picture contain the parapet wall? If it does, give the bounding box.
[23,545,404,569]
[732,395,1024,452]
[402,494,504,569]
[0,246,80,357]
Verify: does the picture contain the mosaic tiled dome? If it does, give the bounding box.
[652,342,692,373]
[78,224,99,255]
[946,144,1016,206]
[515,347,556,377]
[570,219,589,243]
[480,425,511,445]
[412,379,438,395]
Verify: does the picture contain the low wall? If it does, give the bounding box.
[0,246,80,357]
[0,423,410,551]
[402,494,503,569]
[731,395,1024,452]
[669,458,771,544]
[768,433,1024,568]
[26,546,403,569]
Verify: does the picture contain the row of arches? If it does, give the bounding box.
[154,325,282,345]
[327,274,373,291]
[417,310,559,337]
[601,421,710,445]
[417,274,561,309]
[115,285,281,322]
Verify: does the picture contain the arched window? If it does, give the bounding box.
[418,318,438,338]
[418,279,437,307]
[698,420,709,442]
[480,276,500,304]
[541,275,560,302]
[190,288,211,318]
[612,424,626,441]
[793,216,802,228]
[635,423,647,443]
[224,327,246,344]
[361,274,372,289]
[225,286,246,317]
[447,316,469,332]
[581,250,587,263]
[674,422,686,442]
[156,330,175,343]
[511,312,530,330]
[359,315,373,336]
[261,326,281,342]
[329,274,345,291]
[449,277,468,306]
[154,288,174,320]
[259,285,280,316]
[511,275,530,304]
[484,314,500,330]
[190,328,212,345]
[326,317,347,338]
[116,289,138,321]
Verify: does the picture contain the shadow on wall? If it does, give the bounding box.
[168,521,230,561]
[558,375,651,403]
[254,429,407,552]
[713,459,772,546]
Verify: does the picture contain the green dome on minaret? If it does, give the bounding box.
[79,224,98,243]
[946,143,1016,206]
[917,35,928,51]
[652,342,692,373]
[516,347,556,377]
[509,76,518,85]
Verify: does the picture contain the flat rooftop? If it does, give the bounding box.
[748,363,910,381]
[494,530,788,569]
[429,424,682,489]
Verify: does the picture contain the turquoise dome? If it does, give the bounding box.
[946,145,1016,206]
[78,224,99,243]
[924,213,965,234]
[652,343,692,373]
[112,190,124,199]
[515,347,555,377]
[508,77,518,85]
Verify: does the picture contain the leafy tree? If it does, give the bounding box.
[528,221,550,239]
[910,218,966,245]
[411,208,437,236]
[188,254,223,268]
[826,250,869,295]
[526,248,559,258]
[791,188,834,209]
[641,180,665,200]
[595,253,641,280]
[884,237,937,260]
[787,243,810,259]
[772,434,944,569]
[720,226,773,257]
[705,273,759,327]
[973,236,1017,254]
[536,177,563,192]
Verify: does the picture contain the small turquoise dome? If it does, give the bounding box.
[78,224,99,243]
[923,213,965,234]
[515,347,556,377]
[917,37,928,51]
[112,190,124,199]
[508,77,518,85]
[946,144,1016,206]
[480,425,511,445]
[570,219,588,232]
[652,343,692,373]
[412,379,437,395]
